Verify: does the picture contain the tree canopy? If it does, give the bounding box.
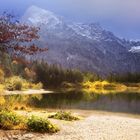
[0,13,48,58]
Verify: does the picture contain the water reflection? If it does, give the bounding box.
[0,90,140,114]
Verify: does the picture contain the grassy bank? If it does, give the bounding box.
[0,110,80,133]
[59,80,140,94]
[82,81,127,94]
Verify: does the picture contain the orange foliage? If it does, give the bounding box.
[0,13,48,56]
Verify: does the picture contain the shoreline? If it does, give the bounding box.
[0,89,54,95]
[0,110,140,140]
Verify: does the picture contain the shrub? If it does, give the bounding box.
[5,76,23,91]
[83,81,118,90]
[0,111,59,133]
[31,82,43,89]
[22,81,43,90]
[0,110,24,130]
[27,116,59,133]
[4,76,42,91]
[48,111,80,121]
[22,81,30,89]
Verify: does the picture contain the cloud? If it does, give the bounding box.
[52,0,140,24]
[0,0,139,39]
[1,0,140,23]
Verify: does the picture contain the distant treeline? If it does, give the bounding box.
[32,61,84,87]
[107,73,140,83]
[0,52,99,87]
[30,61,101,87]
[0,53,77,86]
[0,52,140,88]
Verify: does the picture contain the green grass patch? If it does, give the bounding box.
[0,110,25,130]
[0,110,59,133]
[48,111,80,121]
[5,76,23,91]
[27,115,59,133]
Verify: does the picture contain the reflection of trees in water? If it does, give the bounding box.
[1,94,43,109]
[33,91,85,108]
[83,92,140,113]
[30,91,140,109]
[0,91,140,113]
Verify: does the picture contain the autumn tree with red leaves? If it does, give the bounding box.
[0,13,48,59]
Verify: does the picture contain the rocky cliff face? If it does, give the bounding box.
[22,5,140,75]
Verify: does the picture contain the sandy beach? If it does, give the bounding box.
[0,112,140,140]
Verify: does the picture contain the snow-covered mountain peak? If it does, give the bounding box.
[129,46,140,53]
[22,5,62,27]
[21,5,140,75]
[22,6,115,40]
[67,22,103,40]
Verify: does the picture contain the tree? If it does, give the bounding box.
[0,13,48,60]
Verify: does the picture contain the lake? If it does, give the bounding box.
[1,89,140,114]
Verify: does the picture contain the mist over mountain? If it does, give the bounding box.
[22,5,140,75]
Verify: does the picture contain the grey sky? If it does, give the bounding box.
[0,0,140,39]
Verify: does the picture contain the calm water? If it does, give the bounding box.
[1,90,140,114]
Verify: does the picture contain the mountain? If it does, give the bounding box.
[22,5,140,75]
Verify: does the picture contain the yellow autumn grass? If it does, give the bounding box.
[82,80,127,94]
